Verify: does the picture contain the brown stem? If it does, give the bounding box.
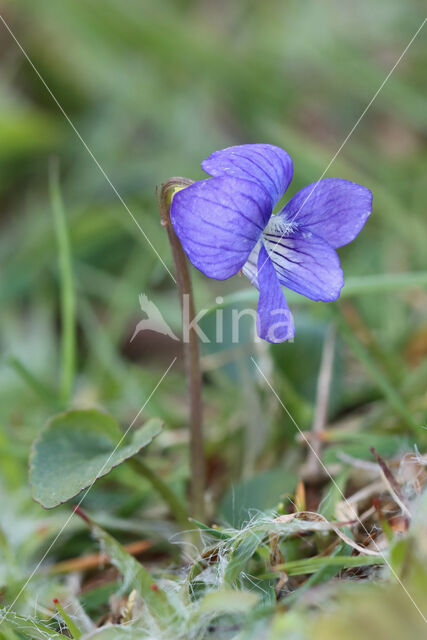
[302,324,335,482]
[158,177,205,520]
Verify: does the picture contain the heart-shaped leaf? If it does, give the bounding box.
[30,409,162,508]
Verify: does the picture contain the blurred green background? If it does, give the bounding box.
[0,0,426,574]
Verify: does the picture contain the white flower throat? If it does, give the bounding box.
[264,215,298,237]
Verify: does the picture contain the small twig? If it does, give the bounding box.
[336,451,380,472]
[47,540,152,575]
[370,447,411,517]
[358,505,377,523]
[303,325,336,480]
[73,505,91,525]
[275,511,380,556]
[335,479,387,522]
[269,531,287,598]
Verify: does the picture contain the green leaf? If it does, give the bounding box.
[273,554,385,576]
[319,470,349,521]
[189,518,232,541]
[0,609,69,640]
[331,308,418,432]
[224,531,264,587]
[323,434,411,465]
[53,601,82,639]
[220,467,297,528]
[85,626,148,639]
[30,409,162,508]
[90,521,183,629]
[282,543,351,607]
[198,589,259,614]
[212,272,427,311]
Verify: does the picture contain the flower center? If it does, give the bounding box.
[263,214,297,237]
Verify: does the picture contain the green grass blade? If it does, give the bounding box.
[224,531,264,587]
[7,356,58,406]
[332,308,418,432]
[273,554,385,576]
[212,271,427,312]
[53,601,82,639]
[90,521,183,629]
[49,160,76,407]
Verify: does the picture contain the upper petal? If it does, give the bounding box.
[279,178,372,248]
[262,228,344,302]
[170,176,271,280]
[201,144,293,209]
[256,244,294,343]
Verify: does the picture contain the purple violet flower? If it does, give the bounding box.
[170,144,372,343]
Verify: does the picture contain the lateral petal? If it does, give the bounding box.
[262,228,344,302]
[280,178,372,248]
[170,176,271,280]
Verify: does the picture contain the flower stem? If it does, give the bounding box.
[158,178,205,520]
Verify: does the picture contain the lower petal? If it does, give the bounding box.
[256,244,294,343]
[262,227,344,302]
